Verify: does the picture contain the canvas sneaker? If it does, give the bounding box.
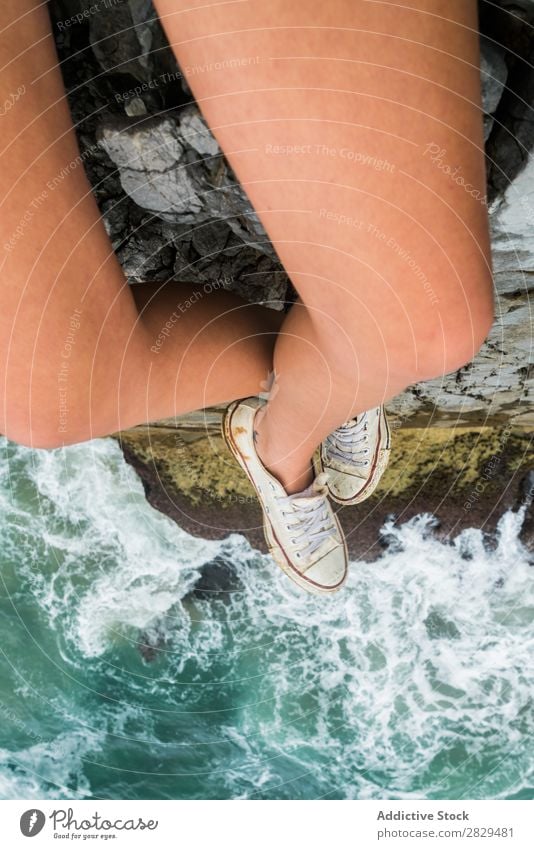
[314,406,391,505]
[223,397,348,595]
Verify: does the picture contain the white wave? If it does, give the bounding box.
[212,512,534,799]
[3,437,225,657]
[0,729,104,800]
[0,436,532,800]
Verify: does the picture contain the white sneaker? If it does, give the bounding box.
[223,397,348,595]
[314,406,391,505]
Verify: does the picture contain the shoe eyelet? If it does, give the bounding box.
[296,553,301,559]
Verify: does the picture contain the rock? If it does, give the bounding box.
[98,116,200,220]
[189,557,244,600]
[89,0,173,84]
[490,155,534,291]
[179,108,220,158]
[116,215,177,282]
[483,2,534,198]
[118,423,534,561]
[520,469,534,503]
[480,37,508,139]
[138,630,165,662]
[517,469,534,551]
[125,96,148,117]
[96,108,287,302]
[502,1,534,13]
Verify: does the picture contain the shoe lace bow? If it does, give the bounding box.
[326,414,370,467]
[275,473,336,560]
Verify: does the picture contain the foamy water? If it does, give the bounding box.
[0,437,532,800]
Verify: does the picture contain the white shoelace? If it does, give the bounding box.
[275,473,336,560]
[326,413,370,467]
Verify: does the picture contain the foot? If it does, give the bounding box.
[223,397,348,595]
[314,406,391,505]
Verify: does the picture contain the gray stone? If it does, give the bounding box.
[490,155,534,290]
[89,0,173,83]
[503,0,534,12]
[480,36,508,141]
[98,117,201,218]
[480,36,508,116]
[89,3,145,79]
[179,109,221,158]
[96,105,285,301]
[125,96,148,117]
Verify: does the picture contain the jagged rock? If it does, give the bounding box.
[119,424,534,560]
[517,468,534,550]
[96,109,287,301]
[137,629,166,662]
[483,1,534,199]
[189,557,244,600]
[89,0,173,83]
[520,469,534,502]
[98,116,203,220]
[504,1,534,11]
[490,155,534,292]
[480,37,508,139]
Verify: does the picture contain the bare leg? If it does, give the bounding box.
[0,1,281,448]
[154,0,494,491]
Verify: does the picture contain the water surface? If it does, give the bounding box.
[0,437,532,800]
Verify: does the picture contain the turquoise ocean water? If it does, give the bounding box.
[0,436,532,800]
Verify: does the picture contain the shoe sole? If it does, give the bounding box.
[222,400,347,596]
[314,407,391,506]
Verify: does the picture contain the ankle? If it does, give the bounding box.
[254,416,314,494]
[262,454,314,494]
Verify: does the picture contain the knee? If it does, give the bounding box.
[309,272,494,388]
[412,295,494,382]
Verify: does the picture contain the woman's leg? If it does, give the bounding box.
[0,0,281,449]
[154,0,494,492]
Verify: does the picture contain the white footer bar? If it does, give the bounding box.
[1,799,531,848]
